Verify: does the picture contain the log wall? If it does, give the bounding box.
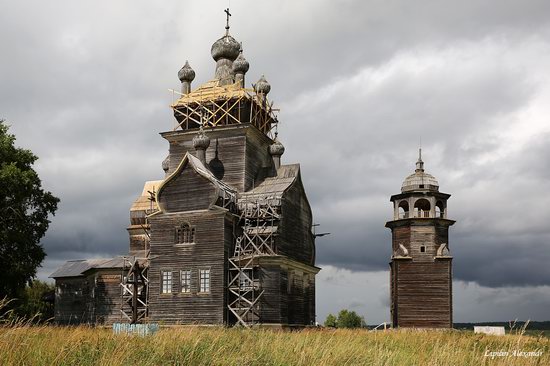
[54,277,90,325]
[147,209,233,324]
[54,270,122,326]
[278,177,315,265]
[392,259,452,328]
[389,219,453,328]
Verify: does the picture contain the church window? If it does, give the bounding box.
[161,271,172,294]
[199,269,210,293]
[175,223,195,244]
[420,245,426,253]
[180,270,191,293]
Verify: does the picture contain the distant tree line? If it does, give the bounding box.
[324,309,366,328]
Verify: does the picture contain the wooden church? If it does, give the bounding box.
[385,151,455,328]
[51,12,319,327]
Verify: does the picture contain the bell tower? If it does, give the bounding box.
[385,150,455,328]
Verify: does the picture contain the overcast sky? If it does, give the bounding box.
[1,0,550,324]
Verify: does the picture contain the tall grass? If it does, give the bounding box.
[0,301,548,365]
[1,325,548,365]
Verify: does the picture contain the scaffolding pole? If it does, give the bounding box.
[228,197,280,327]
[119,190,157,324]
[119,256,149,324]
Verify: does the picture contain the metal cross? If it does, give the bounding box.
[224,8,231,30]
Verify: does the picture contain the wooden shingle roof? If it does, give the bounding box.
[49,259,118,278]
[240,164,300,202]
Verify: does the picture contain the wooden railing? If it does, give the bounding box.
[397,211,445,219]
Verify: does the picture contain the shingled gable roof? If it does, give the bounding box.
[240,164,301,204]
[154,152,237,213]
[49,258,123,278]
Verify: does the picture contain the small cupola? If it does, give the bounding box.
[401,149,439,192]
[269,133,285,170]
[254,75,271,96]
[193,126,211,166]
[162,154,170,177]
[390,149,451,221]
[178,61,195,95]
[232,44,249,88]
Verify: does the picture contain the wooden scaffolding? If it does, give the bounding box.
[119,256,149,324]
[170,81,279,138]
[228,197,280,327]
[119,189,157,324]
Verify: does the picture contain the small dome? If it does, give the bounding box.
[162,155,170,172]
[401,172,439,192]
[269,138,285,156]
[211,34,241,61]
[232,51,249,74]
[193,127,211,150]
[401,149,439,192]
[254,75,271,95]
[178,61,195,83]
[401,169,439,192]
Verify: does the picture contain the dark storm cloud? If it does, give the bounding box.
[287,37,550,289]
[1,0,550,320]
[233,0,550,97]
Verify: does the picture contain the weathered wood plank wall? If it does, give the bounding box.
[148,210,231,324]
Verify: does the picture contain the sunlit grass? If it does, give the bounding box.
[0,324,549,365]
[0,299,548,365]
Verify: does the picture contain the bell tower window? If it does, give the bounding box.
[436,201,445,218]
[414,199,431,218]
[398,201,409,219]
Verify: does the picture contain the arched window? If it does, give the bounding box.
[175,223,195,244]
[414,199,431,218]
[398,201,409,219]
[436,201,445,218]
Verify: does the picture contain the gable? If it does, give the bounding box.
[157,156,218,213]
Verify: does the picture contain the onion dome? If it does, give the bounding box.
[232,49,249,74]
[401,149,439,192]
[254,75,271,95]
[269,135,285,157]
[211,34,241,61]
[193,126,211,150]
[233,53,249,74]
[178,61,195,83]
[162,155,170,173]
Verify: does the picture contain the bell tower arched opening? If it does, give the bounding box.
[414,198,430,218]
[436,200,445,218]
[398,201,409,219]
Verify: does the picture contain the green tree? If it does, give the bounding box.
[324,313,337,328]
[17,280,55,322]
[0,120,59,299]
[336,309,365,329]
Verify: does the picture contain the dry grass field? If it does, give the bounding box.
[0,323,549,366]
